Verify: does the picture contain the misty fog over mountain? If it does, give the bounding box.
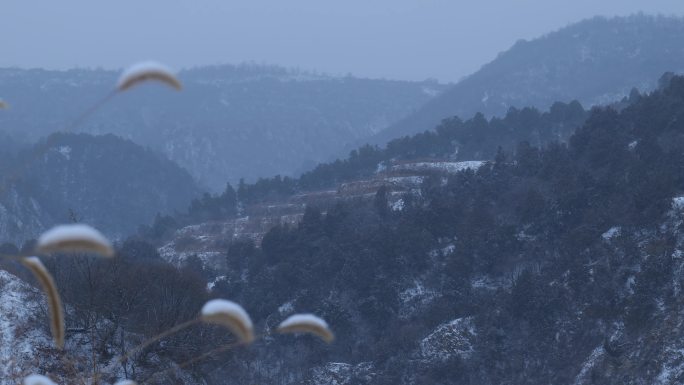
[2,2,684,385]
[0,64,442,190]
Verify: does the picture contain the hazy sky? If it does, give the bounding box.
[2,1,684,82]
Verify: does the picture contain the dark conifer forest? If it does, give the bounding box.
[189,75,684,384]
[45,74,684,384]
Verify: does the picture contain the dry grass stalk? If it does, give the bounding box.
[36,224,114,257]
[115,318,200,367]
[201,299,254,344]
[117,61,182,92]
[143,340,243,383]
[277,313,334,343]
[21,257,65,349]
[0,99,8,109]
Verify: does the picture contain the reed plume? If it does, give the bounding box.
[22,257,65,349]
[117,61,182,92]
[201,299,254,344]
[36,223,114,257]
[23,374,58,385]
[277,313,334,343]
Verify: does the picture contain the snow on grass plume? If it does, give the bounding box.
[117,61,182,92]
[201,299,254,343]
[23,374,58,385]
[114,381,137,385]
[277,313,334,343]
[21,257,65,349]
[36,224,114,257]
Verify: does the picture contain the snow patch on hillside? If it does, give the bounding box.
[57,146,71,160]
[391,199,405,212]
[419,317,476,361]
[158,242,224,272]
[428,244,455,258]
[391,161,484,174]
[278,300,295,315]
[573,345,604,385]
[602,226,621,240]
[472,275,511,290]
[422,86,441,97]
[309,362,375,385]
[673,196,684,211]
[386,176,425,185]
[398,277,445,319]
[656,344,684,385]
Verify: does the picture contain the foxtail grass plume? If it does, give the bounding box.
[201,299,254,343]
[277,313,334,343]
[117,61,182,92]
[22,257,65,349]
[36,224,114,257]
[23,374,57,385]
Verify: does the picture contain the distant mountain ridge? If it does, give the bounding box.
[0,63,445,191]
[371,14,684,144]
[0,133,199,244]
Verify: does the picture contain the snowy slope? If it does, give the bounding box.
[0,270,52,384]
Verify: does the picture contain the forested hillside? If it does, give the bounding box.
[142,98,587,236]
[167,74,684,383]
[7,73,684,384]
[298,99,587,191]
[0,133,199,244]
[371,14,684,145]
